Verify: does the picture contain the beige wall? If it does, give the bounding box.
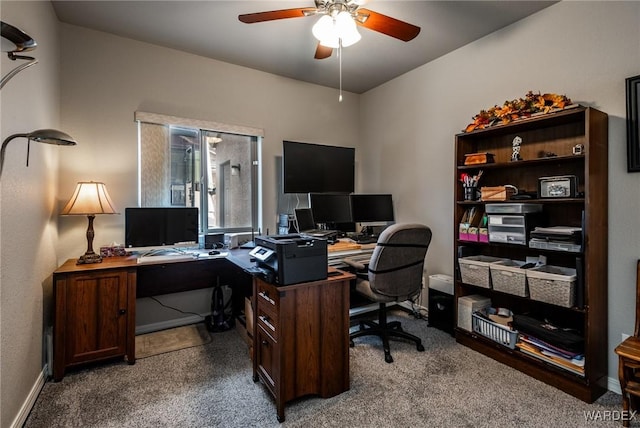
[0,1,62,426]
[55,25,361,328]
[56,23,361,262]
[360,0,640,391]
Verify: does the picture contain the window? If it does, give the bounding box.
[135,112,262,235]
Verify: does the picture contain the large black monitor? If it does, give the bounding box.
[350,194,395,224]
[309,193,353,224]
[125,207,199,248]
[283,141,355,194]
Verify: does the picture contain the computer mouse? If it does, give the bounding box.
[209,250,220,256]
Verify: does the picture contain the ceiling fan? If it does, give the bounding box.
[238,0,421,60]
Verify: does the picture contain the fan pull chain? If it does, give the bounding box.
[338,39,343,102]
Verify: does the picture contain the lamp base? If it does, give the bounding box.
[77,252,103,265]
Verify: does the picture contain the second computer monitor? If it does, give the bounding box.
[309,193,353,224]
[350,194,395,224]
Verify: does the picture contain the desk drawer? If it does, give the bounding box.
[256,281,279,310]
[257,306,278,341]
[256,326,277,394]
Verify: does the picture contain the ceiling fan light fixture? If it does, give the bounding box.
[313,11,361,48]
[312,15,334,41]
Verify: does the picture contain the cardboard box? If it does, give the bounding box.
[457,294,491,331]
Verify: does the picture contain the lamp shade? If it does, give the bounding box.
[61,181,118,215]
[28,129,77,146]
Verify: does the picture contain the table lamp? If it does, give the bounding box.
[61,181,118,264]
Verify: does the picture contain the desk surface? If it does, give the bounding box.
[54,249,247,274]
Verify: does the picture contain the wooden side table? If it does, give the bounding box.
[53,258,136,381]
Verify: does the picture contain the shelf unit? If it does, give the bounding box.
[453,106,608,402]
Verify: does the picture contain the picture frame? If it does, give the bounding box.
[626,74,640,172]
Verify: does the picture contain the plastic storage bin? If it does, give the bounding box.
[457,294,491,331]
[490,260,529,297]
[526,265,577,308]
[472,312,518,349]
[458,255,506,288]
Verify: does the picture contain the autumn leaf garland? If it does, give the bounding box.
[465,91,573,133]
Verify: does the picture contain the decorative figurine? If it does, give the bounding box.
[511,136,523,161]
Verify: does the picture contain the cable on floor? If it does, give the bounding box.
[149,296,205,319]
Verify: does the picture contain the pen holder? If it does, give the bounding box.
[464,186,479,201]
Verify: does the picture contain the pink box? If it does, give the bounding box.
[479,228,489,243]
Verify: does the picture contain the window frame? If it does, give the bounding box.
[135,111,263,236]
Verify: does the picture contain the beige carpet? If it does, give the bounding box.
[135,323,212,359]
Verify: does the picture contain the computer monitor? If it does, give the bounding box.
[283,141,355,194]
[309,193,353,225]
[350,194,395,224]
[294,208,316,232]
[125,207,199,248]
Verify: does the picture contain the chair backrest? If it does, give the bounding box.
[367,223,432,301]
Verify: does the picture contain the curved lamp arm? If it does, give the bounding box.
[0,133,30,177]
[0,130,77,178]
[0,54,38,90]
[1,21,38,90]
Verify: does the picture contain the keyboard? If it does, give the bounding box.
[303,230,337,238]
[354,235,378,244]
[137,254,196,264]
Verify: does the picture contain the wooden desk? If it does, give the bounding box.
[52,250,354,383]
[52,251,253,381]
[328,240,362,253]
[252,268,355,422]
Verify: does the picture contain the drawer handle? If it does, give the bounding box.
[259,315,276,332]
[258,291,275,305]
[118,309,127,315]
[261,340,269,346]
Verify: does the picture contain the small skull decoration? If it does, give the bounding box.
[511,136,523,161]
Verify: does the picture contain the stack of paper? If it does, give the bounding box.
[517,334,585,376]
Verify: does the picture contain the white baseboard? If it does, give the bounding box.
[348,302,380,317]
[608,375,621,395]
[10,367,47,428]
[135,314,205,335]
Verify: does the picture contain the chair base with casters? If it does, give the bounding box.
[350,303,425,363]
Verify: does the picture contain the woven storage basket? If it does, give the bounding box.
[490,260,528,297]
[458,255,506,288]
[526,265,576,308]
[472,312,518,349]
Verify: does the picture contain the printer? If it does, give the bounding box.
[250,234,327,285]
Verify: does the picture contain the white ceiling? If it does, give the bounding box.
[50,1,556,94]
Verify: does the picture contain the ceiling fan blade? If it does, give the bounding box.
[314,43,333,59]
[357,8,420,42]
[238,8,316,24]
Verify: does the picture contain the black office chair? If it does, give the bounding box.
[345,223,432,363]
